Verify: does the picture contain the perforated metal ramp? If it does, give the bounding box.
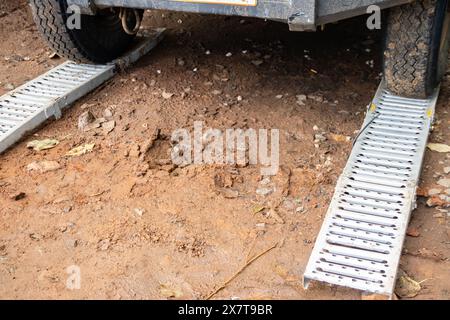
[0,29,165,154]
[303,82,440,298]
[0,62,114,154]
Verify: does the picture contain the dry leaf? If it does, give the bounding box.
[330,133,350,143]
[160,284,183,298]
[427,143,450,153]
[253,206,265,215]
[66,143,95,157]
[395,271,422,298]
[27,139,59,151]
[274,265,289,278]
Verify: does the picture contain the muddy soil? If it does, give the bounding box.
[0,0,448,299]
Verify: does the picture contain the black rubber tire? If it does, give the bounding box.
[29,0,143,63]
[384,0,450,98]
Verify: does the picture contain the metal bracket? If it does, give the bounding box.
[288,0,317,31]
[66,0,97,15]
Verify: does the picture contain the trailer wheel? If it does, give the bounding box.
[384,0,449,98]
[30,0,143,63]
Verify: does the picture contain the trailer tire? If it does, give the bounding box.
[384,0,449,98]
[30,0,143,63]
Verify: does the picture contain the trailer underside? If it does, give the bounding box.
[68,0,412,31]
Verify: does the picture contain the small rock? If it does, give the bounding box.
[103,107,114,118]
[444,167,450,174]
[97,239,111,251]
[65,239,78,248]
[63,206,72,213]
[255,223,266,230]
[256,187,273,196]
[129,144,141,158]
[426,196,447,207]
[155,159,172,166]
[52,196,71,204]
[102,120,116,134]
[78,111,95,131]
[177,58,185,66]
[162,91,174,99]
[406,227,420,237]
[259,177,271,186]
[134,208,146,216]
[295,206,305,213]
[26,160,61,173]
[437,178,450,188]
[416,187,428,197]
[221,188,239,199]
[307,94,324,103]
[4,83,15,90]
[428,188,441,196]
[296,94,307,106]
[314,134,327,143]
[251,60,264,66]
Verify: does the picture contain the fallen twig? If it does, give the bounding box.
[89,189,110,197]
[206,243,278,300]
[245,234,259,262]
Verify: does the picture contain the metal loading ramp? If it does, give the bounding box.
[303,83,440,298]
[0,29,165,155]
[0,62,114,154]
